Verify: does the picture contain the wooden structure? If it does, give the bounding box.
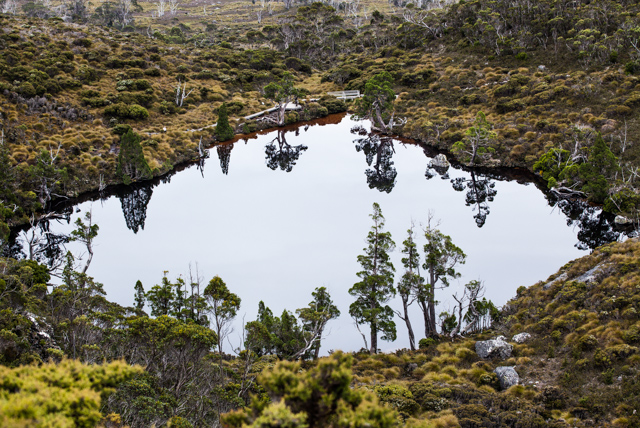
[327,90,361,100]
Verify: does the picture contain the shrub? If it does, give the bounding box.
[215,103,234,142]
[144,68,161,77]
[419,338,437,349]
[72,37,92,48]
[319,96,347,114]
[374,384,419,418]
[104,103,149,120]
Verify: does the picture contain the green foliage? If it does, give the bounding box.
[421,222,466,337]
[374,384,419,418]
[104,103,149,120]
[204,275,241,353]
[354,71,397,133]
[451,111,496,165]
[221,351,398,428]
[134,280,145,313]
[296,287,340,359]
[246,301,306,359]
[349,202,396,353]
[0,360,142,428]
[578,134,619,203]
[215,103,235,142]
[116,130,152,184]
[264,72,300,126]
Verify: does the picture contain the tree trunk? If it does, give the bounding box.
[370,321,377,354]
[402,298,415,350]
[417,298,429,340]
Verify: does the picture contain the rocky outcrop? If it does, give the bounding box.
[512,333,531,343]
[542,272,568,290]
[615,215,633,226]
[573,263,611,285]
[475,336,513,359]
[494,366,519,390]
[429,154,450,170]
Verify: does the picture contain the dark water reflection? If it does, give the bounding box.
[352,126,398,193]
[12,114,628,353]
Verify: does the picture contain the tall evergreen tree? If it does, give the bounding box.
[348,202,396,354]
[146,272,176,317]
[215,103,235,142]
[116,129,152,185]
[133,280,145,314]
[396,224,423,351]
[420,220,466,337]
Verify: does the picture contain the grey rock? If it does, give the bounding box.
[512,333,531,343]
[615,215,633,225]
[538,65,546,71]
[543,272,568,290]
[475,336,513,359]
[429,154,450,169]
[573,263,609,285]
[494,366,519,389]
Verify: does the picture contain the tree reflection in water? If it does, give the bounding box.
[217,144,233,175]
[265,129,308,172]
[117,184,153,234]
[450,171,497,228]
[554,199,620,250]
[352,126,397,193]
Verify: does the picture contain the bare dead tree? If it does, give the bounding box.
[168,0,179,15]
[1,0,18,14]
[353,316,369,351]
[156,0,166,16]
[175,81,193,107]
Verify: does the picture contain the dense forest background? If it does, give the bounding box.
[2,0,640,426]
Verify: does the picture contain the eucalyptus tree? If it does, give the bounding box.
[204,275,241,355]
[349,202,396,354]
[452,111,496,165]
[70,211,99,276]
[354,72,404,134]
[296,286,340,359]
[420,218,466,337]
[263,72,299,126]
[396,224,423,351]
[265,129,308,172]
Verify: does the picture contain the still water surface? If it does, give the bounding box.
[34,114,611,353]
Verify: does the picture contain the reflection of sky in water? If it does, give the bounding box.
[42,115,586,354]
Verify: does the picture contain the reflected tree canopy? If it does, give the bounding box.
[20,214,71,270]
[451,171,497,228]
[555,199,620,250]
[352,126,397,193]
[217,144,233,175]
[117,184,154,234]
[265,129,308,172]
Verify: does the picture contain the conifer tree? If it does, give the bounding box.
[396,224,423,351]
[215,103,235,142]
[420,219,466,337]
[349,202,396,354]
[134,280,145,313]
[116,129,152,185]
